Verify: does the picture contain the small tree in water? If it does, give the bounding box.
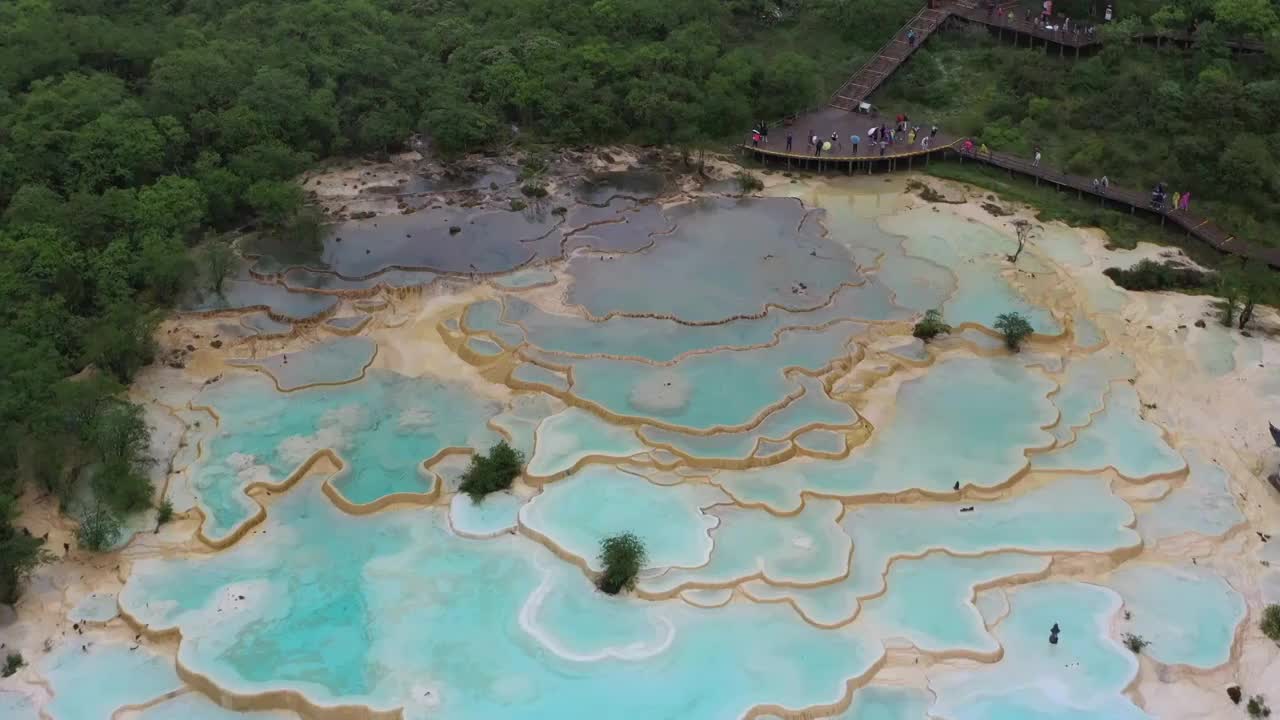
[459,441,525,503]
[995,312,1034,352]
[913,309,951,342]
[597,532,647,595]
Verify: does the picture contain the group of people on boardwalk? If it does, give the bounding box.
[752,116,940,159]
[802,116,940,158]
[1148,182,1192,211]
[992,5,1097,40]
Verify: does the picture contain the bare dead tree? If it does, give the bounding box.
[1008,219,1040,264]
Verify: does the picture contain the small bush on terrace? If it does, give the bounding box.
[913,309,951,342]
[994,312,1034,352]
[597,532,647,595]
[459,441,525,503]
[1262,604,1280,642]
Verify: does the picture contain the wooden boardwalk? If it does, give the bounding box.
[829,4,951,110]
[743,1,1280,268]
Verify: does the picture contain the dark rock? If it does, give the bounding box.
[185,344,196,352]
[1194,319,1206,328]
[210,340,223,349]
[449,226,462,235]
[1228,686,1242,704]
[1241,330,1252,338]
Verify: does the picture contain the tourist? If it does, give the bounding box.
[1091,178,1100,191]
[979,142,990,157]
[907,29,918,46]
[1172,191,1181,211]
[1049,622,1061,645]
[831,130,839,149]
[1025,7,1031,21]
[808,130,815,148]
[1101,175,1109,188]
[752,130,761,147]
[1033,147,1041,167]
[1181,191,1191,210]
[814,138,822,157]
[930,124,938,138]
[760,121,769,144]
[962,138,975,154]
[921,134,930,150]
[786,132,793,152]
[879,140,888,156]
[850,134,860,155]
[908,128,916,145]
[869,125,879,142]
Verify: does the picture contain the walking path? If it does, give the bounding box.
[742,2,1280,268]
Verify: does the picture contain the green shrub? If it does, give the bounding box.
[458,441,525,503]
[76,505,121,552]
[1122,633,1149,654]
[156,497,175,525]
[509,198,528,211]
[520,181,548,198]
[1102,260,1210,292]
[597,532,647,595]
[735,171,763,194]
[89,401,154,514]
[994,312,1034,352]
[1262,604,1280,642]
[1248,695,1271,719]
[2,652,23,678]
[913,309,951,342]
[519,153,550,180]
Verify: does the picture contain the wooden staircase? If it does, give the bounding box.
[828,4,951,111]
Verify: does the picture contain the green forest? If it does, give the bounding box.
[1,0,1277,604]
